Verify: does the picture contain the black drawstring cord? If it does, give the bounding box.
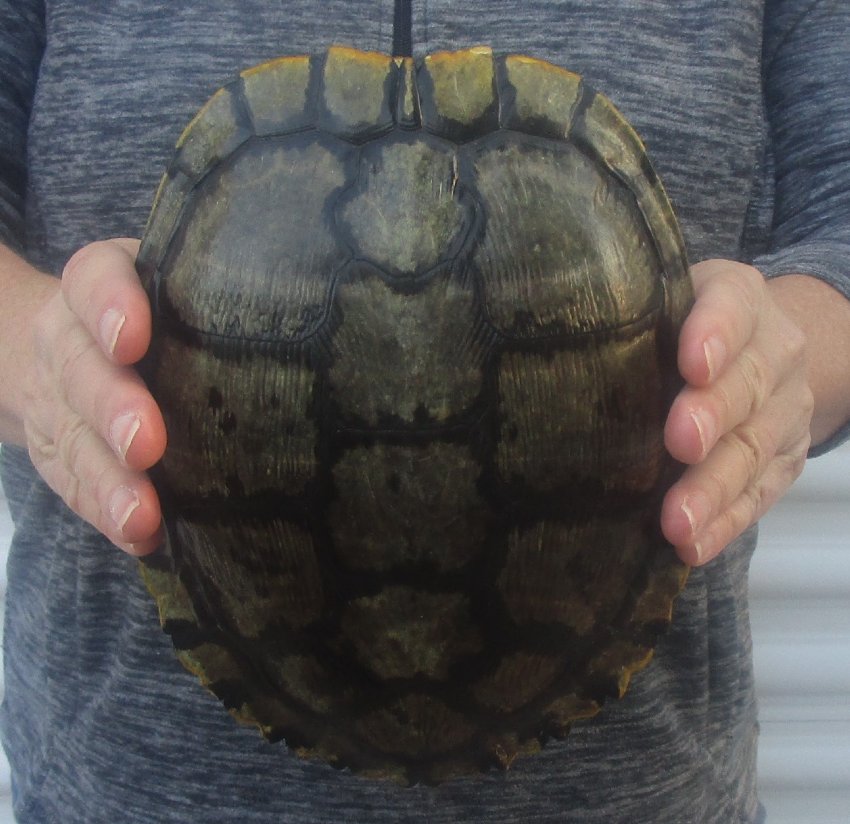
[393,0,413,57]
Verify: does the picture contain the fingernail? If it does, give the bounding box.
[703,336,726,382]
[690,410,715,458]
[681,491,711,536]
[99,308,126,355]
[692,530,718,565]
[109,486,140,534]
[110,412,141,461]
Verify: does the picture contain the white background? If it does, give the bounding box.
[1,441,848,822]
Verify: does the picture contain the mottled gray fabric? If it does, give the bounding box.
[1,1,849,822]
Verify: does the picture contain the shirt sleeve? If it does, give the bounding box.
[0,0,46,252]
[754,0,850,455]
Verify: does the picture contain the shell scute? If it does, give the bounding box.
[240,55,313,137]
[500,54,582,137]
[173,85,252,180]
[319,47,396,140]
[419,46,499,138]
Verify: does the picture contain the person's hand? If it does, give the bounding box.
[661,259,814,566]
[24,238,166,555]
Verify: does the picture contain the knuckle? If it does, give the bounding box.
[707,381,735,430]
[730,486,763,536]
[754,455,800,518]
[61,475,85,517]
[732,424,774,478]
[705,423,775,512]
[56,333,94,402]
[31,300,66,358]
[54,413,90,479]
[780,427,810,483]
[705,466,733,509]
[786,319,806,355]
[25,423,87,515]
[740,482,764,522]
[736,349,770,414]
[25,423,58,465]
[786,448,811,486]
[781,317,807,366]
[712,484,763,552]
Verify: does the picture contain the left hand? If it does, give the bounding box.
[661,259,814,566]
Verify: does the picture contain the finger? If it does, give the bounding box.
[665,315,802,465]
[667,271,808,466]
[687,436,809,565]
[677,260,766,387]
[50,317,166,471]
[35,278,166,471]
[25,412,163,554]
[661,379,812,562]
[61,238,149,366]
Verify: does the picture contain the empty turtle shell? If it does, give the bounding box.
[137,45,693,785]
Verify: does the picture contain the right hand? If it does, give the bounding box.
[24,238,166,555]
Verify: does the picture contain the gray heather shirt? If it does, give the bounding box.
[2,2,849,822]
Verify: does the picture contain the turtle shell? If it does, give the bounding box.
[137,45,693,785]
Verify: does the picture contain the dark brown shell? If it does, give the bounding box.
[137,46,693,785]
